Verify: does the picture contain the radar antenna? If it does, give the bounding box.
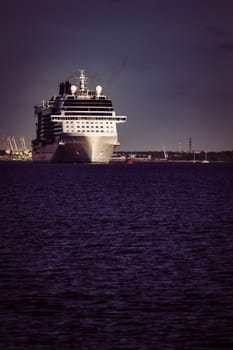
[79,69,87,91]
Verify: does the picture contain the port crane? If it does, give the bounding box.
[5,137,14,154]
[11,137,19,155]
[19,136,30,154]
[3,136,30,158]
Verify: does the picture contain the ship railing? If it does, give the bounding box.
[50,115,127,122]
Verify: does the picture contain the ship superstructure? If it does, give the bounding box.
[32,70,127,162]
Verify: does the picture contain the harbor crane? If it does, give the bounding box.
[11,137,19,155]
[19,136,30,154]
[6,137,14,154]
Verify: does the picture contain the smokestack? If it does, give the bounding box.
[189,137,192,153]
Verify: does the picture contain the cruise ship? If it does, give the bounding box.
[32,70,127,162]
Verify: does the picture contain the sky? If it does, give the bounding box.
[0,0,233,151]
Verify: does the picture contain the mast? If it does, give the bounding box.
[163,146,168,160]
[79,69,87,91]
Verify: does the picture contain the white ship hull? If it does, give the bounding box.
[32,134,118,163]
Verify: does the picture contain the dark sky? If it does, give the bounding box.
[1,0,233,151]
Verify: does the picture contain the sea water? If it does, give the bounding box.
[0,161,233,349]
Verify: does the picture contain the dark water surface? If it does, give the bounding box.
[0,161,233,349]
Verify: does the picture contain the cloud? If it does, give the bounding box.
[218,43,233,51]
[104,55,129,83]
[204,25,232,37]
[204,25,233,52]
